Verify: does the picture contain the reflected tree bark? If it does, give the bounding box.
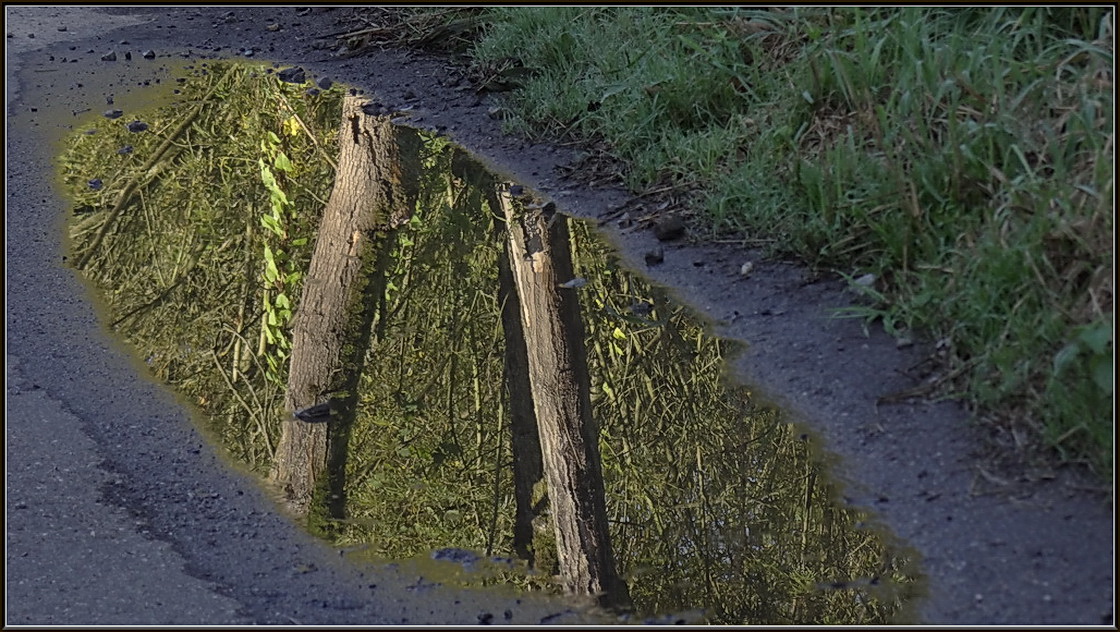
[271,95,419,516]
[462,157,547,565]
[498,235,546,563]
[498,185,630,609]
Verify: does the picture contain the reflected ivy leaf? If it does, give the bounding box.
[261,213,283,236]
[612,327,627,341]
[274,151,293,173]
[263,246,279,282]
[282,115,300,137]
[270,189,289,208]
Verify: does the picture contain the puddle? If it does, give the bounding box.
[59,60,923,624]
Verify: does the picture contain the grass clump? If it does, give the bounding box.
[432,7,1113,474]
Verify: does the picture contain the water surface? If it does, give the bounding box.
[60,60,922,624]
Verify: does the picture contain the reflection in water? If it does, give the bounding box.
[61,61,923,624]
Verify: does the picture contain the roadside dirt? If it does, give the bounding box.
[7,6,1113,625]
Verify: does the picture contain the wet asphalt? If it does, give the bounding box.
[5,6,1114,627]
[4,7,606,626]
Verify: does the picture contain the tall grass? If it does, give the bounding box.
[460,7,1113,473]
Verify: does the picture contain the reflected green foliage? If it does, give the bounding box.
[61,61,343,471]
[573,226,921,623]
[60,61,920,624]
[326,141,521,564]
[466,6,1114,472]
[258,128,307,385]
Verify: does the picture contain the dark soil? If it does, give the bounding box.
[5,6,1113,625]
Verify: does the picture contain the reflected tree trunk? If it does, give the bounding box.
[498,185,630,609]
[464,159,546,565]
[498,236,545,563]
[271,95,420,516]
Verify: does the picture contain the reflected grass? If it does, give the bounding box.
[60,61,344,472]
[58,60,922,624]
[458,6,1114,474]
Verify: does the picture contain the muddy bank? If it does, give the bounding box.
[5,6,1112,625]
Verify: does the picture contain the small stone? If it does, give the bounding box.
[487,106,504,120]
[644,247,664,266]
[103,109,123,119]
[88,179,103,191]
[141,49,156,59]
[896,337,914,349]
[653,214,686,241]
[316,76,332,90]
[57,26,68,32]
[105,95,113,104]
[740,261,755,277]
[117,145,133,154]
[124,51,132,60]
[101,51,117,61]
[126,120,149,133]
[266,23,281,32]
[629,301,653,316]
[277,66,305,84]
[853,273,876,287]
[305,88,320,97]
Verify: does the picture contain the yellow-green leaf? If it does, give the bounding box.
[282,116,300,137]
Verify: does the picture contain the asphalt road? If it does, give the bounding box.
[5,6,1114,626]
[4,7,606,626]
